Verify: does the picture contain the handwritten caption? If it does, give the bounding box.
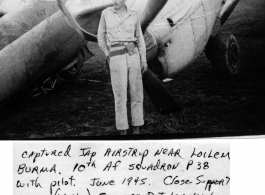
[14,142,230,195]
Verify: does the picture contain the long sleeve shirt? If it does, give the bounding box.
[97,6,147,63]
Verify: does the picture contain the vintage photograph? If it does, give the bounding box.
[0,0,264,139]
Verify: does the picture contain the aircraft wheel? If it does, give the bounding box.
[208,32,240,75]
[58,52,84,81]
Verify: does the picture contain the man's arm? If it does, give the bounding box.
[135,16,147,63]
[135,15,147,72]
[97,10,109,57]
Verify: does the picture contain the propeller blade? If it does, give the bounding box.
[142,69,182,114]
[56,0,98,42]
[141,0,168,33]
[220,0,240,26]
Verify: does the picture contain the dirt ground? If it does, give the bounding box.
[0,0,265,139]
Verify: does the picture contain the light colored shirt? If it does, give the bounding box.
[97,6,147,63]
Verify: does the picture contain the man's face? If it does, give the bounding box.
[112,0,126,9]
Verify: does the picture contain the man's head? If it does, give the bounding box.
[112,0,126,10]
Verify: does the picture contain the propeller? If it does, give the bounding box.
[140,0,182,114]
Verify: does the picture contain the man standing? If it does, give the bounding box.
[97,0,147,135]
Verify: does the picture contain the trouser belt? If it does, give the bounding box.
[111,43,128,48]
[110,42,137,57]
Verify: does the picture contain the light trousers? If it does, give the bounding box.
[109,47,144,130]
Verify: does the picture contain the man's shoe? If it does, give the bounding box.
[120,130,128,135]
[132,126,140,134]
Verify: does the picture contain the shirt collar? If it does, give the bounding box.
[112,5,128,14]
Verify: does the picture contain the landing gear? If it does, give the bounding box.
[30,75,58,97]
[30,53,85,97]
[205,31,240,76]
[30,46,93,97]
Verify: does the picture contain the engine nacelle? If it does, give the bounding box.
[148,0,224,78]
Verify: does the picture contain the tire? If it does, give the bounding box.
[207,32,240,75]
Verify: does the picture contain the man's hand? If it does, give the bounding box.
[141,62,148,73]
